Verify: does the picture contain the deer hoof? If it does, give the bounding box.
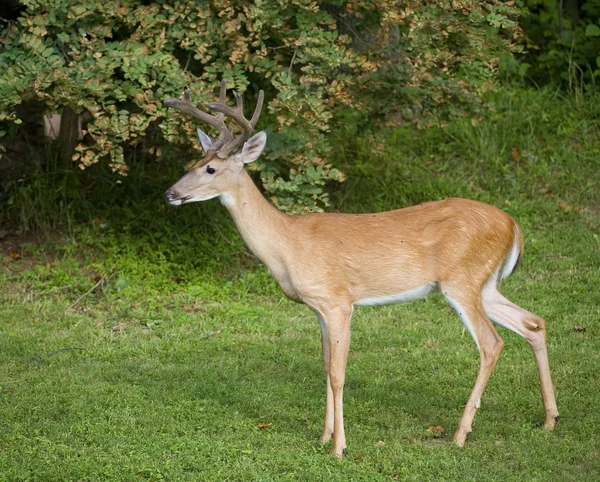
[453,427,471,447]
[543,414,559,430]
[332,446,347,458]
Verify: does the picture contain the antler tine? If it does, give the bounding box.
[219,79,227,103]
[235,91,244,116]
[207,102,252,133]
[250,90,264,128]
[208,88,264,157]
[164,90,227,133]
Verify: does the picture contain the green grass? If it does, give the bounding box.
[1,87,599,481]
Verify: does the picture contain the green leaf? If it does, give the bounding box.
[584,24,600,37]
[42,47,55,58]
[71,5,86,17]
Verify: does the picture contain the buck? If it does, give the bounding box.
[163,80,559,457]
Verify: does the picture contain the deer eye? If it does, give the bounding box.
[206,166,216,175]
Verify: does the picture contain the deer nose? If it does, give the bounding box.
[164,188,178,203]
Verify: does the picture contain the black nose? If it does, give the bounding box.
[164,189,178,203]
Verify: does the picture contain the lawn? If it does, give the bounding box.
[1,88,599,481]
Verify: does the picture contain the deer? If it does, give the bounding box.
[163,80,559,457]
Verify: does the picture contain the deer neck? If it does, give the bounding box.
[219,169,291,269]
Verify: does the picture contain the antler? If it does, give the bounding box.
[208,88,264,158]
[164,80,264,164]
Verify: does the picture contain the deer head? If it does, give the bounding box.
[163,80,266,205]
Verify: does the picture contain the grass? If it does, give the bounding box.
[1,86,599,481]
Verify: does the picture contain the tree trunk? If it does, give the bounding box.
[58,105,79,168]
[562,0,580,28]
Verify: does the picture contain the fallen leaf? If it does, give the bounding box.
[427,425,444,438]
[8,249,21,261]
[111,323,125,335]
[511,148,521,163]
[574,325,586,333]
[558,202,572,213]
[257,423,272,430]
[375,440,385,447]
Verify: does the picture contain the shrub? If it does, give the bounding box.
[519,0,600,86]
[0,0,520,212]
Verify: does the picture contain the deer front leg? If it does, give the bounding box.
[317,314,334,443]
[317,306,352,457]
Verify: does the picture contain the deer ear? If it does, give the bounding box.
[197,128,213,153]
[239,131,267,164]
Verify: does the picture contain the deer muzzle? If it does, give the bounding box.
[164,188,186,205]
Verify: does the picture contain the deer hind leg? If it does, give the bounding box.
[315,305,353,457]
[441,284,505,446]
[482,285,559,430]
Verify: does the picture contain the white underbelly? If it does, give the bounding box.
[354,282,436,307]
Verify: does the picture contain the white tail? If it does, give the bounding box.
[163,81,559,457]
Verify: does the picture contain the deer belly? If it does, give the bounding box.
[353,282,436,307]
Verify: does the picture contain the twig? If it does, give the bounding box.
[183,50,193,73]
[48,284,74,292]
[212,219,235,247]
[43,346,86,358]
[70,277,104,308]
[70,271,119,308]
[288,49,298,77]
[27,346,86,366]
[54,38,72,64]
[268,43,293,51]
[104,270,120,289]
[199,330,221,340]
[333,14,373,48]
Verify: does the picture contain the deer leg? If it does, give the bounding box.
[317,306,352,457]
[317,314,334,443]
[482,287,559,429]
[442,287,504,446]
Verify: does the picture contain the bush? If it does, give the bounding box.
[0,0,520,212]
[519,0,600,86]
